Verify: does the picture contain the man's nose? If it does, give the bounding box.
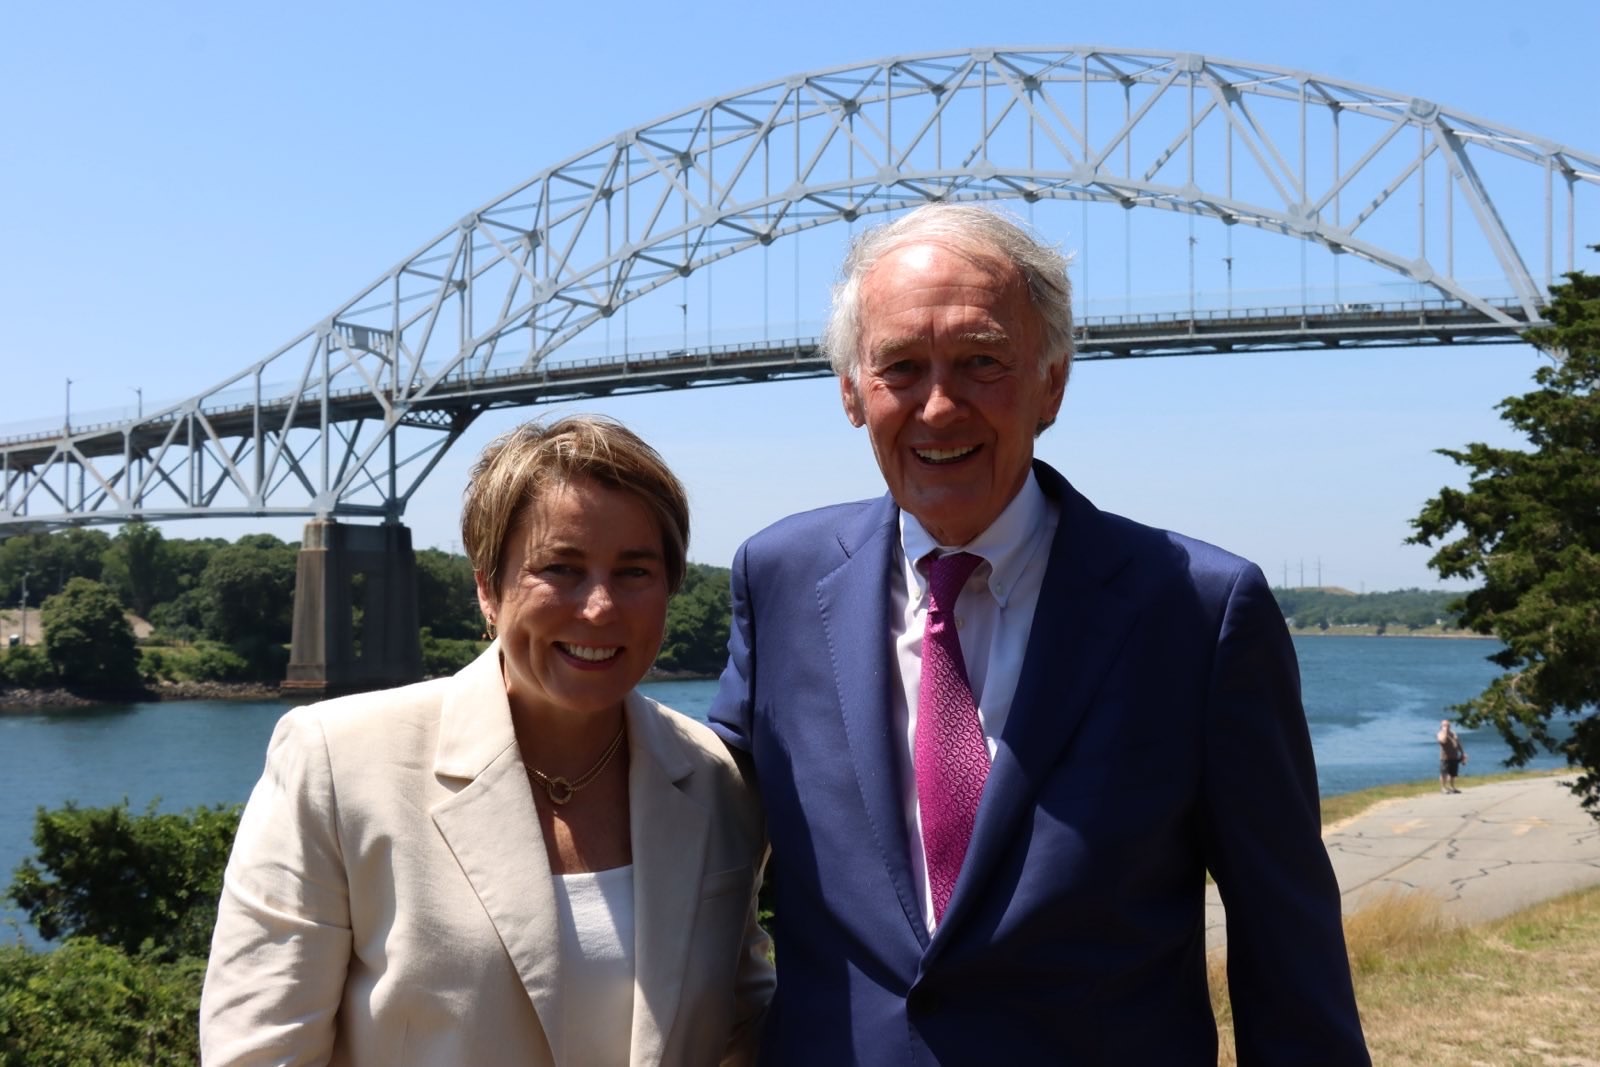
[921,378,964,425]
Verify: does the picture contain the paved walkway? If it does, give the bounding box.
[1205,776,1600,950]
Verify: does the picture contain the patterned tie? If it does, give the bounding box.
[915,550,989,924]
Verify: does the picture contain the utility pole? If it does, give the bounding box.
[18,571,27,646]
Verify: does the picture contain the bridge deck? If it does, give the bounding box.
[0,298,1536,470]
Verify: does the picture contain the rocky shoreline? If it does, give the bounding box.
[0,680,288,712]
[0,672,721,712]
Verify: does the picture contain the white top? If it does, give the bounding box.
[892,471,1060,932]
[548,864,636,1065]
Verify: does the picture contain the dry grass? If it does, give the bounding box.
[1209,887,1600,1066]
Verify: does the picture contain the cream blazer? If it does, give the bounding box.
[200,645,773,1066]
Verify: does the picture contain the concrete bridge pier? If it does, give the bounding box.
[285,520,422,694]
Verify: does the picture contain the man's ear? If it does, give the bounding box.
[1042,355,1067,422]
[1034,353,1069,435]
[839,373,865,428]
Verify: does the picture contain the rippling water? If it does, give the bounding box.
[0,635,1573,941]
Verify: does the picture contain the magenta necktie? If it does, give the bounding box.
[916,550,989,924]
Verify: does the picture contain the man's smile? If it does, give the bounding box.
[914,445,979,464]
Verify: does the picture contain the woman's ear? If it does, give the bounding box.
[474,570,497,628]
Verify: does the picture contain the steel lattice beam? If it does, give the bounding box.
[3,45,1596,531]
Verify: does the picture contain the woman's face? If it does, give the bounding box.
[477,477,670,724]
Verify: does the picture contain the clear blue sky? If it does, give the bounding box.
[2,0,1596,591]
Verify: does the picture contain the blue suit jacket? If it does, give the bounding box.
[709,462,1368,1065]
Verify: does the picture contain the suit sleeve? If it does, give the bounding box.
[200,706,352,1066]
[1200,564,1370,1066]
[708,540,756,754]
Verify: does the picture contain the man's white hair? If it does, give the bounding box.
[821,203,1076,394]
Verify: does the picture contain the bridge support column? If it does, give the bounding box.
[285,520,422,694]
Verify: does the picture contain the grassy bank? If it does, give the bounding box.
[1209,769,1595,1063]
[1211,885,1600,1065]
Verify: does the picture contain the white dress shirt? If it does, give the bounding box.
[892,471,1060,932]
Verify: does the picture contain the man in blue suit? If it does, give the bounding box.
[709,204,1368,1064]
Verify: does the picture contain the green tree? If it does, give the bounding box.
[6,801,241,960]
[197,538,295,646]
[39,578,141,690]
[0,529,110,608]
[147,587,206,641]
[416,548,482,640]
[0,939,205,1065]
[100,521,177,618]
[164,536,224,593]
[657,563,732,675]
[1409,271,1600,818]
[0,534,38,607]
[41,529,111,595]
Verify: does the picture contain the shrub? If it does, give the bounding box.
[6,801,241,961]
[420,629,483,677]
[0,646,56,688]
[0,939,204,1065]
[137,641,251,683]
[138,647,167,684]
[147,591,204,643]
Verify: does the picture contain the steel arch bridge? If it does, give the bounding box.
[4,44,1598,531]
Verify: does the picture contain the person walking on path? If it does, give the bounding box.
[1438,719,1467,793]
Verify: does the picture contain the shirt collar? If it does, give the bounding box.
[898,469,1050,609]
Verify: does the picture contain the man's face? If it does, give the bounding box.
[840,241,1066,545]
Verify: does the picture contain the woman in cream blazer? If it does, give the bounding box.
[201,416,772,1066]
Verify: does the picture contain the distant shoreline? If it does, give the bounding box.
[1287,628,1494,640]
[1,672,720,713]
[0,680,288,712]
[0,636,1479,713]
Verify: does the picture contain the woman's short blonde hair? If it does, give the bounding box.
[461,414,691,597]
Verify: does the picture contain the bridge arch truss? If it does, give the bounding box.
[4,45,1597,529]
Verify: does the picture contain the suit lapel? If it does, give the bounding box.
[931,465,1142,950]
[625,691,710,1067]
[428,646,564,1054]
[817,497,932,949]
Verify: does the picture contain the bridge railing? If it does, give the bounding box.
[0,296,1537,448]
